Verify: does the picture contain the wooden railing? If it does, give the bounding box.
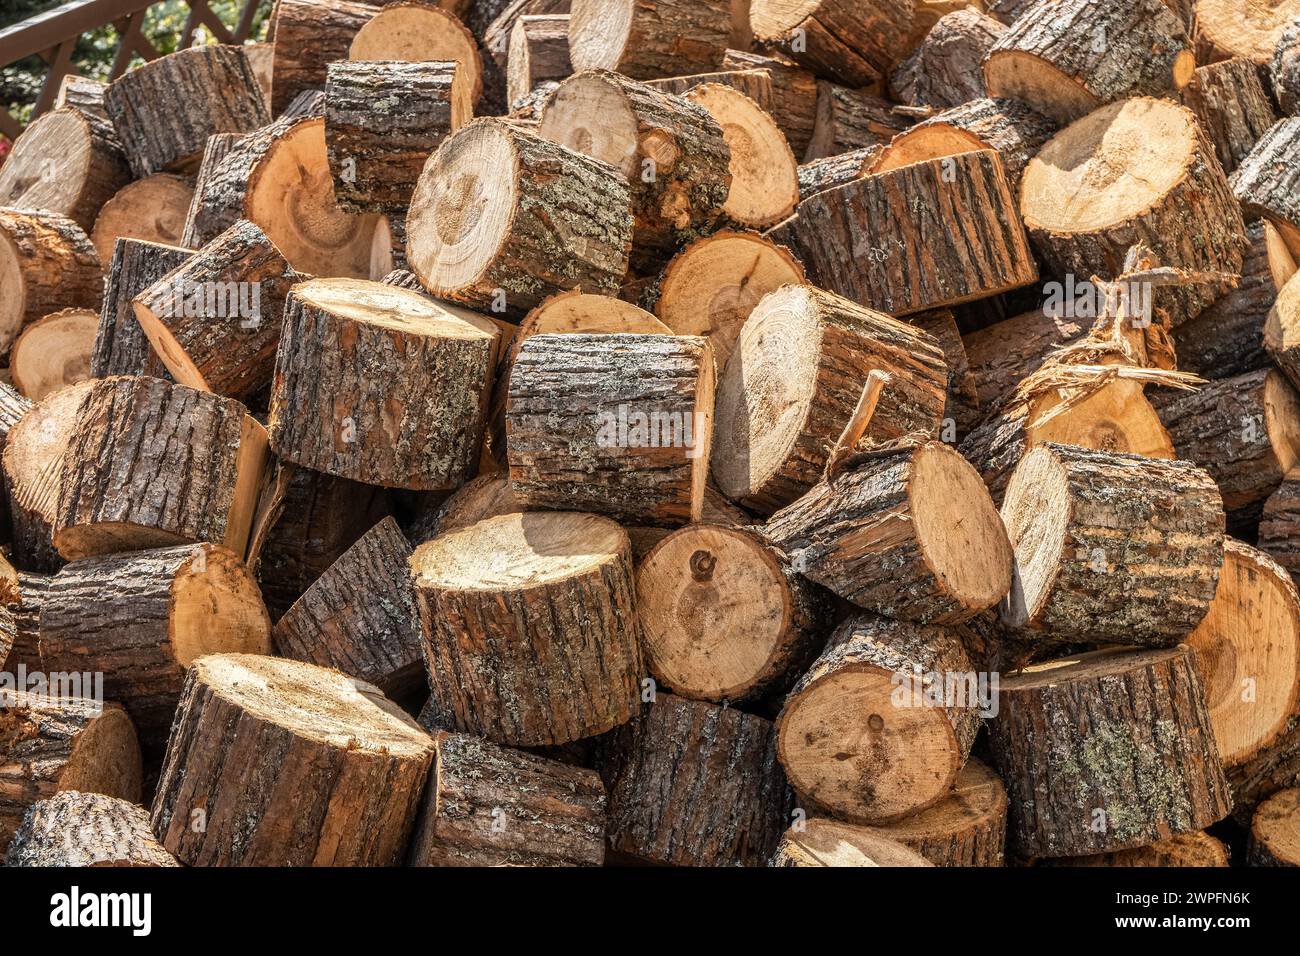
[0,0,266,140]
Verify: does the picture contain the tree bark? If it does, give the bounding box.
[797,146,879,200]
[567,0,732,80]
[771,818,934,866]
[1273,16,1300,116]
[92,238,188,379]
[750,0,915,88]
[180,132,245,248]
[1232,117,1300,262]
[890,8,1005,110]
[4,791,177,867]
[721,49,818,158]
[803,82,911,161]
[507,14,572,107]
[268,0,382,116]
[962,308,1085,411]
[1181,57,1277,174]
[0,209,102,361]
[645,69,773,109]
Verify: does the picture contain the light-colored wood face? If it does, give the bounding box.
[875,758,1007,843]
[0,110,92,218]
[90,174,194,267]
[410,511,628,591]
[1253,788,1300,864]
[1025,379,1175,460]
[538,72,639,179]
[749,0,821,38]
[3,379,97,519]
[509,291,669,366]
[874,128,986,174]
[294,277,499,339]
[1000,444,1071,629]
[1197,0,1300,63]
[170,544,272,668]
[1264,369,1300,474]
[1266,220,1298,289]
[193,654,432,756]
[9,308,98,401]
[1186,542,1300,765]
[1022,97,1196,232]
[567,0,634,71]
[0,229,24,345]
[1266,268,1300,353]
[779,818,934,867]
[1001,646,1186,689]
[349,3,484,102]
[59,705,141,803]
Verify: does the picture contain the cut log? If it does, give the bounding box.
[869,758,1008,867]
[179,132,244,248]
[907,0,991,43]
[1185,539,1300,770]
[870,96,1056,196]
[37,543,272,749]
[1021,97,1246,324]
[477,0,572,115]
[0,108,130,232]
[0,384,31,541]
[1,571,48,675]
[411,512,642,745]
[763,440,1012,622]
[645,69,773,108]
[1228,714,1300,824]
[1181,57,1278,174]
[1233,118,1300,262]
[409,730,606,866]
[1269,268,1300,408]
[567,0,732,79]
[0,693,141,856]
[911,307,981,438]
[647,230,805,367]
[1155,367,1300,511]
[750,0,915,87]
[721,48,819,156]
[537,71,731,262]
[506,333,713,525]
[0,208,101,360]
[983,0,1194,124]
[508,14,572,106]
[988,646,1231,857]
[407,119,633,317]
[90,174,193,267]
[771,149,1038,316]
[777,613,982,824]
[151,654,434,866]
[636,524,832,703]
[9,310,97,402]
[104,45,270,178]
[91,238,189,379]
[269,278,498,489]
[349,2,485,105]
[273,516,424,701]
[408,473,517,546]
[803,83,911,161]
[52,376,270,562]
[1274,16,1300,115]
[711,285,948,514]
[962,309,1085,411]
[4,791,177,867]
[1047,831,1231,867]
[132,219,299,402]
[601,693,793,866]
[1261,470,1300,590]
[771,818,934,866]
[1001,443,1224,645]
[1195,0,1300,66]
[1249,788,1300,865]
[268,0,381,116]
[890,8,1005,110]
[797,146,879,200]
[54,75,109,120]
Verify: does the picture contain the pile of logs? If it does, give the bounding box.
[2,0,1300,869]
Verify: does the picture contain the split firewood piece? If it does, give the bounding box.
[797,146,879,200]
[802,83,911,161]
[750,0,915,87]
[9,310,97,402]
[1001,444,1224,645]
[1185,540,1300,768]
[763,440,1012,622]
[268,0,380,116]
[1195,0,1300,66]
[132,219,299,402]
[152,654,434,866]
[1249,788,1300,865]
[273,516,424,701]
[179,132,243,247]
[411,512,642,746]
[508,14,572,106]
[0,208,101,361]
[0,693,141,856]
[104,45,270,178]
[567,0,731,79]
[349,2,485,105]
[507,333,714,526]
[270,278,497,489]
[90,174,194,265]
[538,71,731,262]
[1233,118,1300,262]
[647,230,804,367]
[1046,831,1230,867]
[55,75,110,120]
[1022,97,1245,324]
[1227,714,1300,824]
[1269,270,1300,395]
[772,150,1037,316]
[1274,17,1300,115]
[409,731,606,867]
[722,49,819,157]
[870,96,1056,196]
[635,524,832,703]
[963,310,1084,411]
[0,108,130,233]
[52,376,270,562]
[407,119,632,317]
[910,308,980,439]
[682,83,798,229]
[325,60,470,215]
[37,543,272,749]
[601,693,793,867]
[771,819,934,867]
[5,791,178,867]
[1177,220,1296,380]
[989,646,1232,858]
[369,214,407,277]
[1155,367,1300,512]
[711,285,948,514]
[984,0,1194,124]
[890,8,1005,110]
[91,238,190,378]
[645,70,774,109]
[1181,58,1278,174]
[777,613,982,824]
[869,759,1008,867]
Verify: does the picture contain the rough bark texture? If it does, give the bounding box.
[1232,117,1300,261]
[180,132,245,248]
[890,8,1005,110]
[5,790,177,867]
[1227,715,1300,824]
[600,693,793,867]
[1,573,50,673]
[752,0,915,88]
[770,149,1038,316]
[988,646,1233,858]
[409,730,607,866]
[268,0,380,116]
[0,209,102,359]
[1274,17,1300,116]
[645,69,772,108]
[962,308,1084,411]
[55,75,110,120]
[567,0,732,80]
[92,238,190,379]
[803,82,912,161]
[508,13,573,106]
[911,308,980,438]
[1181,57,1278,174]
[1260,473,1300,588]
[797,146,879,200]
[721,49,818,158]
[104,45,270,178]
[0,384,32,537]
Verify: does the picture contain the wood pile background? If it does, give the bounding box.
[1,0,1300,869]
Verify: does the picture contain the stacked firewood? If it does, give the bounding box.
[1,0,1300,869]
